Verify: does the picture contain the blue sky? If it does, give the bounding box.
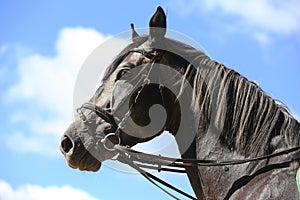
[0,1,299,199]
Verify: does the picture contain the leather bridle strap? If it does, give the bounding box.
[78,102,118,129]
[117,151,197,200]
[115,144,300,200]
[126,48,157,60]
[77,48,158,130]
[114,143,300,167]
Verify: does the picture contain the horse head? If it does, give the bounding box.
[60,6,197,172]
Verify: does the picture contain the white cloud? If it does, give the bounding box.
[252,31,272,46]
[0,180,99,200]
[8,27,107,115]
[169,0,300,44]
[4,27,128,156]
[0,44,8,55]
[6,132,58,156]
[204,0,300,35]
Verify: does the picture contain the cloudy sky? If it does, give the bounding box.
[0,0,299,199]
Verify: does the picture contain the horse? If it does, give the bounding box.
[60,6,300,200]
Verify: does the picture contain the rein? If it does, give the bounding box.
[77,48,300,200]
[113,143,300,200]
[112,143,300,200]
[114,144,300,168]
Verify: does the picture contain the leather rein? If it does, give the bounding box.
[77,48,300,200]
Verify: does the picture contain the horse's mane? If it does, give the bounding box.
[102,35,300,157]
[192,58,300,156]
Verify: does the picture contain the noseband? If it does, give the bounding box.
[77,103,117,128]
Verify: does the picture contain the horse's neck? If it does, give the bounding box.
[165,57,300,199]
[176,58,300,199]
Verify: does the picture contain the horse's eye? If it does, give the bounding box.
[116,68,131,81]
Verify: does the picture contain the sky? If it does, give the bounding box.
[0,0,299,199]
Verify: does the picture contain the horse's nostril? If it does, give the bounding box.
[61,135,73,154]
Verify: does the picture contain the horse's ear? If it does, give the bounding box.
[130,23,140,43]
[149,6,166,39]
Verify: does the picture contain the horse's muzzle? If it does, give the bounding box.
[60,132,101,172]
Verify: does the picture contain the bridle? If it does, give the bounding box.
[77,48,160,150]
[76,48,300,200]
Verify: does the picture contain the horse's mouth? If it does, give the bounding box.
[64,151,101,172]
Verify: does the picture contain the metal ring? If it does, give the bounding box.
[101,133,121,151]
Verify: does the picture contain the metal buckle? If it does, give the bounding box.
[76,107,87,122]
[101,133,121,151]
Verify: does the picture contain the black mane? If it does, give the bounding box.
[192,57,300,157]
